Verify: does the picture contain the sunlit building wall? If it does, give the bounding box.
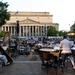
[2,12,59,37]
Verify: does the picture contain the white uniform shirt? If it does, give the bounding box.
[60,39,72,53]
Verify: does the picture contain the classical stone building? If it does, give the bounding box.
[2,12,59,37]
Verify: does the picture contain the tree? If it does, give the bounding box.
[71,23,75,33]
[0,1,10,27]
[59,31,63,36]
[47,26,58,36]
[0,30,5,37]
[59,30,67,36]
[70,23,75,38]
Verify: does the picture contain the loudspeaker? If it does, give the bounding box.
[16,20,19,33]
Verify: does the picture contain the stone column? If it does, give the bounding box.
[5,26,6,31]
[26,26,27,36]
[2,26,3,31]
[32,26,34,36]
[10,26,12,35]
[23,26,24,37]
[19,26,21,36]
[8,26,9,32]
[41,26,42,36]
[35,26,36,36]
[14,26,16,35]
[29,26,30,36]
[38,26,39,36]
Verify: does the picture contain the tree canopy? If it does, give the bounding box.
[0,30,5,37]
[59,30,67,36]
[47,26,58,36]
[0,1,10,27]
[71,23,75,33]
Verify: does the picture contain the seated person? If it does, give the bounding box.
[0,51,10,66]
[25,44,31,55]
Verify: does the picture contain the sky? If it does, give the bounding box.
[2,0,75,31]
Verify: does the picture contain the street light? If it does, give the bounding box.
[69,24,71,35]
[15,11,19,39]
[16,20,19,35]
[69,24,70,31]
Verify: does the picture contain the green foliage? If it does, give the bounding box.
[59,30,67,36]
[59,31,64,36]
[0,30,5,37]
[0,1,10,27]
[71,23,75,33]
[47,26,58,36]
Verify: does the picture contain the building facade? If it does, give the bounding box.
[2,12,59,37]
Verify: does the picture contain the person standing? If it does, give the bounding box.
[60,35,75,69]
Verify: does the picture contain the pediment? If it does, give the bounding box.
[9,23,16,25]
[20,18,40,24]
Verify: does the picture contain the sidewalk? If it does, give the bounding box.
[0,55,75,75]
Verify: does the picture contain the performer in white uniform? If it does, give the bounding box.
[60,35,75,69]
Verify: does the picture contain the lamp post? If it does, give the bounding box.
[15,11,19,39]
[16,20,19,36]
[15,11,19,35]
[69,24,70,31]
[69,24,71,37]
